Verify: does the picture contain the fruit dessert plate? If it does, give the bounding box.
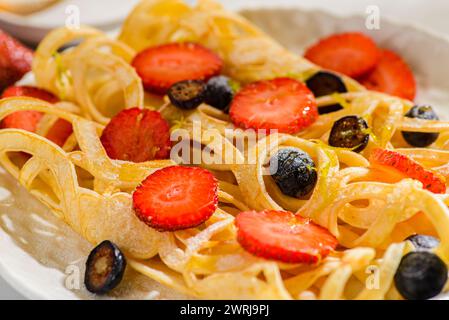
[1,0,449,300]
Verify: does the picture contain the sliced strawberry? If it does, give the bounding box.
[370,148,446,194]
[1,85,73,146]
[133,166,218,231]
[132,43,223,94]
[229,78,318,134]
[0,30,34,91]
[0,68,27,94]
[358,49,416,101]
[2,85,59,103]
[304,32,381,78]
[100,107,171,162]
[235,210,338,264]
[0,109,42,132]
[45,119,74,147]
[1,85,57,132]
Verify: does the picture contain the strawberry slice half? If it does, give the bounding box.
[1,85,73,147]
[304,32,381,78]
[358,49,416,101]
[235,210,338,264]
[229,78,318,134]
[132,43,223,94]
[100,107,171,163]
[370,148,446,194]
[133,166,219,231]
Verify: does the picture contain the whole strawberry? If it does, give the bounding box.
[0,30,34,92]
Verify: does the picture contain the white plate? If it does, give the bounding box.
[0,0,140,44]
[1,4,449,300]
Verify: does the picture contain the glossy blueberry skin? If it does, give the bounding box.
[306,71,347,115]
[402,105,440,147]
[394,252,447,300]
[85,240,127,295]
[328,116,369,153]
[406,234,440,251]
[204,76,234,112]
[306,71,347,98]
[269,148,318,198]
[168,80,206,110]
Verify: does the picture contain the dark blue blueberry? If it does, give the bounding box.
[269,148,317,198]
[394,252,447,300]
[306,71,347,97]
[85,240,127,295]
[406,234,440,251]
[306,72,347,115]
[402,105,439,147]
[329,116,369,152]
[168,80,206,110]
[204,76,235,112]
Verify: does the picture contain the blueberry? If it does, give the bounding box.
[85,240,127,295]
[402,105,440,147]
[328,116,369,152]
[269,148,317,198]
[204,76,235,112]
[318,104,344,115]
[306,72,347,115]
[168,80,206,110]
[406,234,440,251]
[394,252,447,300]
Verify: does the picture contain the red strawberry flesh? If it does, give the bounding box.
[370,148,446,194]
[46,119,74,147]
[0,109,42,132]
[0,30,34,92]
[305,32,380,78]
[132,43,223,94]
[359,49,416,101]
[229,78,318,134]
[100,107,171,162]
[133,166,218,231]
[235,210,338,264]
[1,85,73,147]
[2,85,59,103]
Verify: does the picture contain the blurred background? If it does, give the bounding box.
[0,0,448,299]
[0,0,448,45]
